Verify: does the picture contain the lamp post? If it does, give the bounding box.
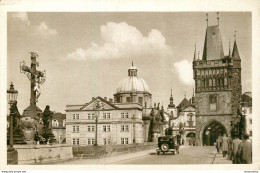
[93,99,104,146]
[7,82,18,152]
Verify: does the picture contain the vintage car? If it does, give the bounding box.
[156,135,180,155]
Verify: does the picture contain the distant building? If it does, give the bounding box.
[193,17,242,146]
[52,112,66,143]
[171,94,196,145]
[241,92,252,137]
[65,63,152,145]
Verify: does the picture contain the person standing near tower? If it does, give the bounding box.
[238,134,252,164]
[221,133,229,157]
[232,134,242,164]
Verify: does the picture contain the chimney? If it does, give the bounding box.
[92,97,95,101]
[104,97,107,101]
[154,103,156,108]
[109,98,113,103]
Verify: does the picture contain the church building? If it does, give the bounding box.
[65,63,152,145]
[193,14,242,146]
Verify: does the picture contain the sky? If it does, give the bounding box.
[7,12,252,114]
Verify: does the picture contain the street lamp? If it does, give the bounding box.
[93,99,104,146]
[7,82,18,152]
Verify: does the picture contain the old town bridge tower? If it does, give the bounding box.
[193,14,242,146]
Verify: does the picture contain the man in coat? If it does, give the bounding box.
[232,134,242,164]
[238,134,252,164]
[221,133,229,157]
[216,136,222,153]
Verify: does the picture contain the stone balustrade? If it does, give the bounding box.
[13,144,73,164]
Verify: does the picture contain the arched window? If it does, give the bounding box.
[206,78,209,88]
[209,78,212,87]
[224,78,227,87]
[187,113,194,127]
[52,119,59,127]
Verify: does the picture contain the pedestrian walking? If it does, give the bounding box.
[216,136,222,153]
[228,136,233,160]
[232,134,242,164]
[238,134,252,164]
[221,133,229,157]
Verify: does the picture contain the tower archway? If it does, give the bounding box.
[202,121,226,146]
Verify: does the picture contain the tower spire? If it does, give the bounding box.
[217,12,219,26]
[132,60,134,67]
[197,51,200,60]
[229,39,231,57]
[194,42,197,61]
[232,31,240,59]
[206,13,208,27]
[184,92,186,98]
[168,87,175,108]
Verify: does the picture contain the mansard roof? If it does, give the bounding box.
[52,112,66,129]
[202,25,224,60]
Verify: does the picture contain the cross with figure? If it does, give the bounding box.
[20,52,46,118]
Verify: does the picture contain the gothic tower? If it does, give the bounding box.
[193,14,242,146]
[167,88,177,118]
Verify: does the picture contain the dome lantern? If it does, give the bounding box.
[128,61,137,77]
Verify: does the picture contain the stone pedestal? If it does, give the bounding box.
[7,149,18,165]
[46,132,56,143]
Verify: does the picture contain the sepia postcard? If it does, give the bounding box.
[0,0,260,171]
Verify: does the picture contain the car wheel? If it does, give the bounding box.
[160,143,169,152]
[157,151,160,155]
[173,151,176,155]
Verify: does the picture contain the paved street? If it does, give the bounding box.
[114,146,216,164]
[51,146,231,165]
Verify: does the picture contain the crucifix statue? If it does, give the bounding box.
[20,52,46,118]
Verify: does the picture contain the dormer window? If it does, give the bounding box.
[52,119,59,127]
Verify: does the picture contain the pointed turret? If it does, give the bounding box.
[193,43,197,61]
[191,88,195,105]
[232,40,240,59]
[168,88,175,108]
[229,39,231,58]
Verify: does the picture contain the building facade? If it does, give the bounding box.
[193,20,242,145]
[170,95,196,145]
[241,92,252,137]
[65,63,152,145]
[113,63,153,142]
[66,97,143,146]
[52,113,66,144]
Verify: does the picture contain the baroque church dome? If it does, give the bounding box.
[116,63,150,93]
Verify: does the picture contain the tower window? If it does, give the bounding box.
[209,94,218,111]
[138,97,143,105]
[126,97,131,102]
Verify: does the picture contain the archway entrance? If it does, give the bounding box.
[202,121,226,146]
